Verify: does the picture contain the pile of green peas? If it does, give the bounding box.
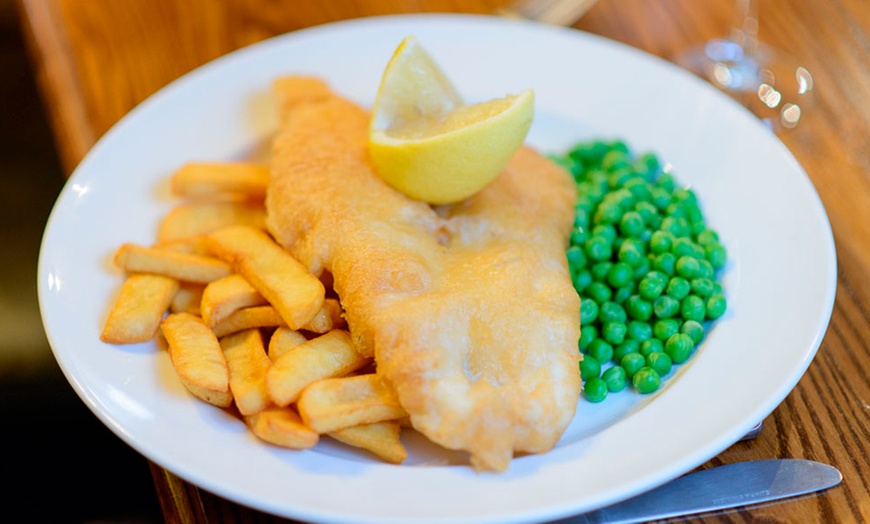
[551,139,728,403]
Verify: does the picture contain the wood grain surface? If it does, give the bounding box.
[16,0,869,522]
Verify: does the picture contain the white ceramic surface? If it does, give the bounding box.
[38,14,836,524]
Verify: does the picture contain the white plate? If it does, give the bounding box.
[38,13,836,524]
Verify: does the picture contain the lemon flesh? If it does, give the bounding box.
[369,37,534,205]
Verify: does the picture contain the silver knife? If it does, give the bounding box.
[561,459,842,523]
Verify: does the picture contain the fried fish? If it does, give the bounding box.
[266,77,580,471]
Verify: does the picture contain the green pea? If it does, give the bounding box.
[618,240,644,267]
[595,202,623,224]
[706,293,727,319]
[656,173,677,193]
[588,338,614,363]
[602,149,630,172]
[602,322,628,345]
[653,295,680,318]
[665,202,687,219]
[675,256,701,279]
[570,226,588,246]
[607,262,634,288]
[572,269,593,292]
[580,299,599,324]
[585,236,612,261]
[585,282,612,304]
[602,365,628,392]
[681,319,705,344]
[664,333,694,364]
[624,177,651,200]
[696,229,720,246]
[650,186,672,209]
[653,318,681,340]
[625,295,653,321]
[631,256,651,279]
[619,211,645,238]
[599,301,627,324]
[567,245,586,268]
[652,252,677,276]
[627,320,653,342]
[666,276,691,300]
[690,277,715,297]
[583,377,608,403]
[632,367,661,394]
[639,338,664,357]
[697,259,715,280]
[578,325,597,351]
[635,152,661,177]
[607,334,636,357]
[661,216,691,238]
[638,273,667,300]
[706,242,728,269]
[574,208,590,229]
[592,224,617,243]
[647,351,673,375]
[681,295,707,322]
[591,261,614,281]
[620,353,646,379]
[672,238,705,259]
[579,354,602,380]
[613,285,634,305]
[634,201,658,225]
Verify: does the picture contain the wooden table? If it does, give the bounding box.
[18,0,869,522]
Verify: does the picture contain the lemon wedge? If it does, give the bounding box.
[369,36,534,204]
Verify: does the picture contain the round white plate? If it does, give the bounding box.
[38,13,836,524]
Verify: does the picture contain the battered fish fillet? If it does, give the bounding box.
[266,77,581,472]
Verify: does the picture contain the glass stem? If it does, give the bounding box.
[731,0,759,56]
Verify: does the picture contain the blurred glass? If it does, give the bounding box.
[673,0,814,132]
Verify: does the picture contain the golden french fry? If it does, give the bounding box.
[101,274,179,344]
[212,305,285,339]
[155,235,211,256]
[158,201,266,243]
[245,407,319,449]
[170,162,269,200]
[170,283,204,315]
[114,243,231,284]
[200,273,267,327]
[220,329,272,416]
[301,298,345,334]
[206,225,325,329]
[297,374,407,434]
[161,312,232,407]
[329,421,407,464]
[267,327,307,361]
[266,330,368,407]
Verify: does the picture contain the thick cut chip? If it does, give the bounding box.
[265,330,368,407]
[161,312,232,407]
[206,225,325,329]
[114,243,231,284]
[302,298,345,334]
[267,327,307,361]
[201,273,268,327]
[212,305,285,339]
[158,201,266,243]
[245,407,319,449]
[329,421,407,464]
[221,329,272,416]
[170,162,269,200]
[297,374,407,434]
[101,274,179,344]
[170,283,204,315]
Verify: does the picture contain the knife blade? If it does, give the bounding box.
[562,459,842,523]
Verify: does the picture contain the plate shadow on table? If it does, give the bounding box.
[0,1,162,521]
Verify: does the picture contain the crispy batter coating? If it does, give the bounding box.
[266,77,580,471]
